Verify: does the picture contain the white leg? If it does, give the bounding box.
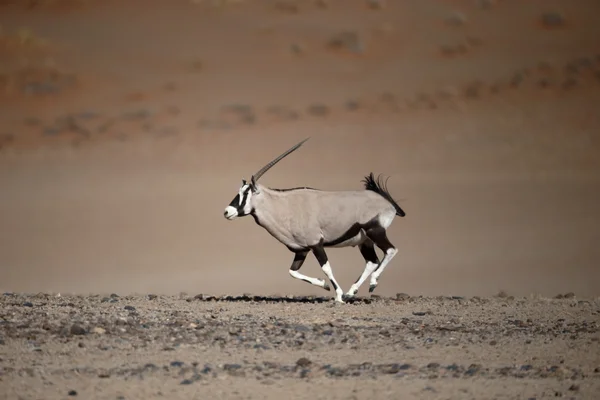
[289,251,330,292]
[321,261,345,303]
[289,270,330,291]
[369,248,398,292]
[346,261,378,297]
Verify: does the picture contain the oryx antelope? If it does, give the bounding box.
[224,138,405,303]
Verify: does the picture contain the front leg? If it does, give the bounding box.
[288,251,331,291]
[311,243,345,303]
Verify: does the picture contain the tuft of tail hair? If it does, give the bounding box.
[362,172,406,217]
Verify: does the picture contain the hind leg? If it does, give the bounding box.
[365,226,398,293]
[288,251,331,291]
[345,240,380,298]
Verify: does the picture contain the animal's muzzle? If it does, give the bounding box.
[224,206,238,220]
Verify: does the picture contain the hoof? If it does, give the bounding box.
[369,283,377,293]
[323,283,331,292]
[334,297,346,304]
[341,294,353,302]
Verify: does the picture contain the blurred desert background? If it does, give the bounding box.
[1,0,599,299]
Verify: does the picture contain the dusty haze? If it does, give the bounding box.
[1,0,599,298]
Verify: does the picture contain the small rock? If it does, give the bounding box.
[476,0,495,10]
[366,0,385,10]
[147,294,157,300]
[315,0,328,9]
[124,305,136,311]
[274,0,299,14]
[327,31,364,54]
[562,78,578,90]
[92,327,106,334]
[24,117,42,126]
[299,368,311,378]
[296,357,312,368]
[538,78,552,89]
[290,43,304,55]
[445,11,467,27]
[541,12,566,29]
[464,81,483,98]
[568,384,579,392]
[344,100,360,111]
[70,324,86,336]
[180,379,194,385]
[170,361,185,367]
[193,294,204,300]
[489,340,497,346]
[307,104,330,117]
[22,302,34,307]
[67,390,77,396]
[509,72,525,88]
[396,293,410,300]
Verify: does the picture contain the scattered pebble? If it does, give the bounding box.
[445,11,467,27]
[541,12,566,29]
[307,104,330,117]
[366,0,385,10]
[327,31,364,54]
[296,357,312,368]
[70,324,86,336]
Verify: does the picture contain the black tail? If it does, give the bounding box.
[362,173,406,217]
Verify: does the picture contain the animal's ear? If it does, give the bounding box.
[250,176,258,193]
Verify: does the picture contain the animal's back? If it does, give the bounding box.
[299,189,396,244]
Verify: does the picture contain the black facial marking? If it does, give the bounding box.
[228,194,241,208]
[229,185,252,216]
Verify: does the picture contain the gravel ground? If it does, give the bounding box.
[1,293,599,399]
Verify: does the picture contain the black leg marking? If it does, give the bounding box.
[356,242,380,286]
[364,226,397,293]
[311,243,342,297]
[290,251,308,271]
[288,251,330,291]
[311,244,338,291]
[359,242,380,264]
[365,226,394,253]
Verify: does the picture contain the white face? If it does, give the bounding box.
[224,181,254,220]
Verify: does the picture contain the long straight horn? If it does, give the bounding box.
[251,137,310,183]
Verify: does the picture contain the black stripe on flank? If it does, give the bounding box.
[322,218,381,247]
[270,187,320,192]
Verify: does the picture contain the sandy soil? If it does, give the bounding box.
[1,0,600,398]
[1,293,599,400]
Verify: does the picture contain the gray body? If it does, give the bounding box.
[224,138,405,303]
[251,186,397,251]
